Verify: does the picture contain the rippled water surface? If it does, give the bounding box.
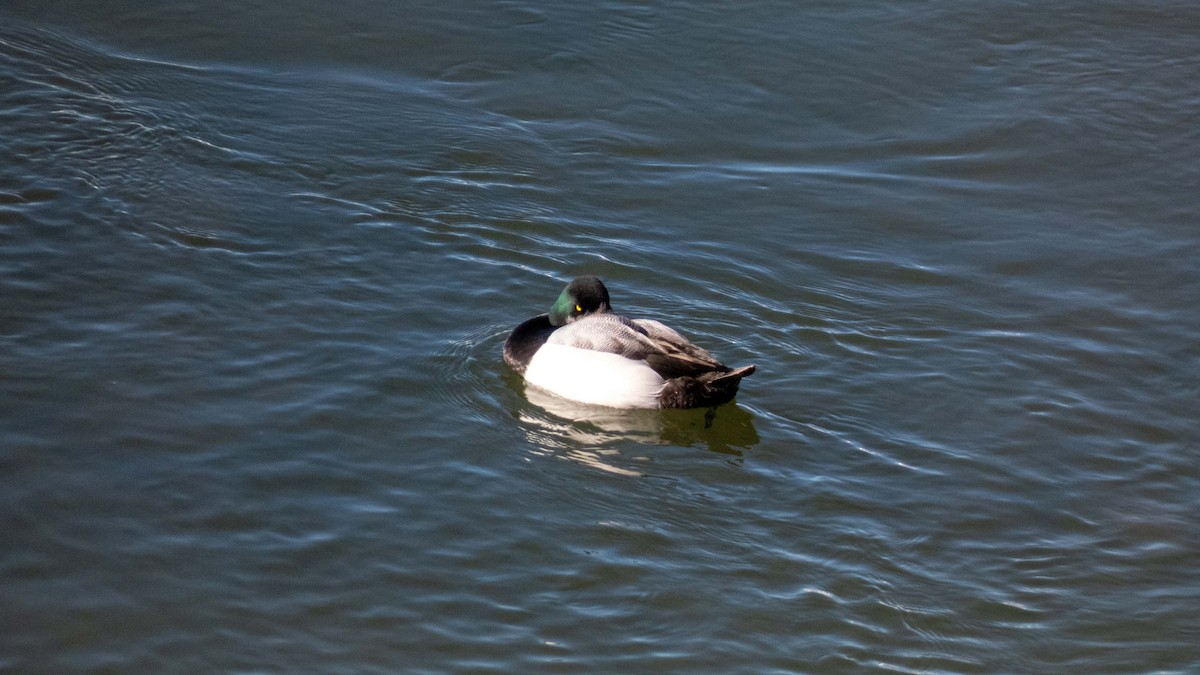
[2,1,1198,672]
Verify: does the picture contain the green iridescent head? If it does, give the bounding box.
[548,276,612,326]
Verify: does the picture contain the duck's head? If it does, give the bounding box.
[549,275,612,326]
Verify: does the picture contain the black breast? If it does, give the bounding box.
[502,314,556,374]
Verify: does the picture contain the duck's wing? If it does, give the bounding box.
[546,314,730,379]
[630,318,731,379]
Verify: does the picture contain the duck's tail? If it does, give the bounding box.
[711,364,756,384]
[658,364,756,408]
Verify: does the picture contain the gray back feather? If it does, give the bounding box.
[547,313,729,378]
[546,314,658,360]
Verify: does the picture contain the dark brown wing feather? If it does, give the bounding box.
[629,319,732,379]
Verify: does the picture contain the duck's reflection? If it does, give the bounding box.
[516,384,759,473]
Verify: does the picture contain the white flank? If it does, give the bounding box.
[524,343,665,408]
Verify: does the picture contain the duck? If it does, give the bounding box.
[503,276,755,409]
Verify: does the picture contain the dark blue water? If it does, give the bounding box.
[3,1,1198,672]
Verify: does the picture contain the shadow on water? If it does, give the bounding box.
[510,374,760,464]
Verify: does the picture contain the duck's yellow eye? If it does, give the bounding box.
[575,304,582,313]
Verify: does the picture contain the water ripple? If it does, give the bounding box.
[4,4,1199,672]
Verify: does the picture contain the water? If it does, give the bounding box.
[2,1,1197,672]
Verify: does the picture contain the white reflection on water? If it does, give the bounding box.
[515,383,759,473]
